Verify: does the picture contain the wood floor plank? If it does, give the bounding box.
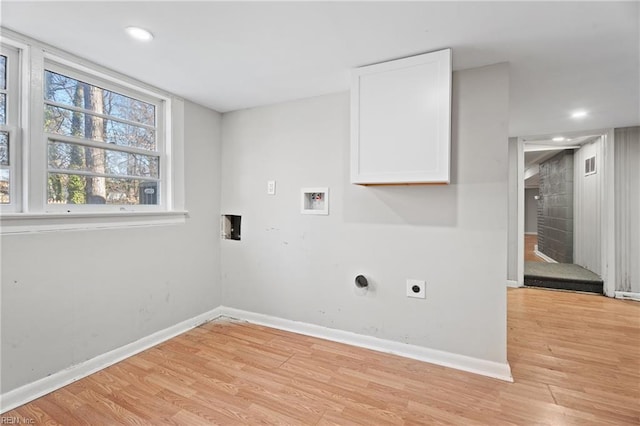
[171,408,219,426]
[101,385,182,423]
[154,388,240,425]
[316,409,364,426]
[75,386,149,426]
[4,287,639,425]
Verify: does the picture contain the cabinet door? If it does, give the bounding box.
[351,49,451,184]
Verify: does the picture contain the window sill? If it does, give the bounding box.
[0,210,188,235]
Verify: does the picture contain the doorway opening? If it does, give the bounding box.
[519,131,609,294]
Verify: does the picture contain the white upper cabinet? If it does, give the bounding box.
[350,49,452,185]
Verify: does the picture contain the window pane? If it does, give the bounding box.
[0,168,9,204]
[0,55,5,90]
[0,131,8,165]
[45,105,156,151]
[48,141,159,178]
[48,173,158,205]
[0,93,5,125]
[44,71,155,126]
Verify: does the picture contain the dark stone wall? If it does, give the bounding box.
[538,150,574,263]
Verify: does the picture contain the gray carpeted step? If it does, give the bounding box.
[524,262,604,294]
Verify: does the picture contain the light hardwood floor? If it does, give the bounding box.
[5,288,639,425]
[525,234,545,262]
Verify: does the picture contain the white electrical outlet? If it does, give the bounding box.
[407,279,426,299]
[267,180,276,195]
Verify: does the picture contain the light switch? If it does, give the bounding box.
[267,180,276,195]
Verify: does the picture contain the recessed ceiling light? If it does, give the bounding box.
[125,26,154,42]
[552,136,565,142]
[571,110,588,119]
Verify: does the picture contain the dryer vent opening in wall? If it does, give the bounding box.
[222,215,241,240]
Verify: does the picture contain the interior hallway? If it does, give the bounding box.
[5,288,639,425]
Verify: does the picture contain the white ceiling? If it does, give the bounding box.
[1,1,638,137]
[523,133,602,188]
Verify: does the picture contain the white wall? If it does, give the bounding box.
[524,188,539,234]
[574,137,603,275]
[0,101,222,393]
[220,63,509,364]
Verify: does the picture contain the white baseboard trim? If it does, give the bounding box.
[2,304,515,413]
[218,306,513,383]
[507,280,522,288]
[614,291,640,302]
[0,307,223,414]
[534,245,557,263]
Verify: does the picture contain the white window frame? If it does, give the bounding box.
[40,60,166,213]
[0,43,23,213]
[0,29,186,234]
